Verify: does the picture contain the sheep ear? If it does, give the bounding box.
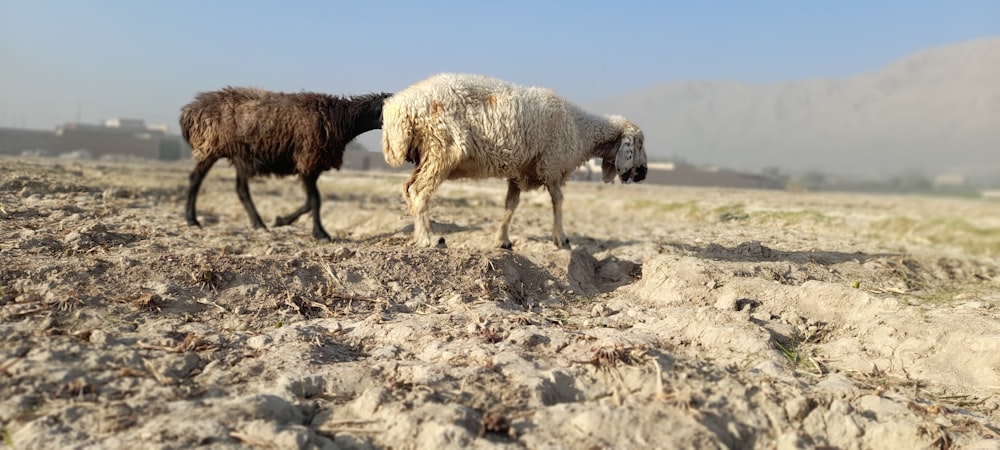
[601,156,617,183]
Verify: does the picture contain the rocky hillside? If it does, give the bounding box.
[591,38,1000,180]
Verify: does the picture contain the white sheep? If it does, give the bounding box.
[381,73,648,249]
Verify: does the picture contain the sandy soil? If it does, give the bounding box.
[2,155,999,449]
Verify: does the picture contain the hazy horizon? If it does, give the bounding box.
[2,1,998,176]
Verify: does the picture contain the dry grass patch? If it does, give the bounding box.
[869,216,1000,255]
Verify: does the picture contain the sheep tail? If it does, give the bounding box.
[381,108,413,167]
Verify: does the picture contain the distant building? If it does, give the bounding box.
[102,118,149,129]
[0,118,190,160]
[0,127,58,156]
[573,158,772,189]
[981,190,1000,199]
[933,173,966,187]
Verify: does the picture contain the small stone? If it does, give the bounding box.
[775,431,812,450]
[445,293,464,307]
[247,335,274,351]
[785,396,812,421]
[829,399,852,415]
[332,246,354,260]
[598,262,622,281]
[816,373,854,394]
[89,329,110,346]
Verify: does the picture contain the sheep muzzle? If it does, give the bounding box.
[619,165,647,183]
[633,165,647,182]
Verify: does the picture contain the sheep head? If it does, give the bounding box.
[601,118,647,184]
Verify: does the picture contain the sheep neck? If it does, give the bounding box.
[571,107,624,158]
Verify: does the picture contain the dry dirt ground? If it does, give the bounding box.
[2,155,1000,449]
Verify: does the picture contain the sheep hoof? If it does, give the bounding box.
[557,237,571,249]
[274,216,301,227]
[436,237,447,248]
[186,219,202,228]
[499,241,513,251]
[313,231,333,242]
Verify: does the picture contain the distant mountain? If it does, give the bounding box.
[590,38,1000,181]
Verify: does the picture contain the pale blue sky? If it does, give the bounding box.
[1,1,997,132]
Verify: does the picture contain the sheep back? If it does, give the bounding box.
[180,87,385,177]
[382,74,588,184]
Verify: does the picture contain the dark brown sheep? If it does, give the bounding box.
[180,87,392,241]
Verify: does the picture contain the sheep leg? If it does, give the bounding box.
[185,157,218,227]
[274,172,331,241]
[493,179,521,250]
[306,173,332,241]
[273,174,312,224]
[235,171,267,230]
[547,184,571,249]
[275,203,311,227]
[407,168,446,248]
[402,168,420,213]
